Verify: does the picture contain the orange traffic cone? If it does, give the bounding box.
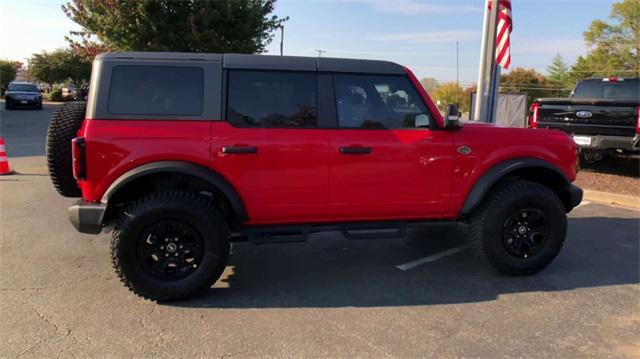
[0,137,13,175]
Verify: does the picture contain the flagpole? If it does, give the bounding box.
[473,0,500,122]
[489,64,501,123]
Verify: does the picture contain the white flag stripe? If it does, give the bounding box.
[494,0,512,69]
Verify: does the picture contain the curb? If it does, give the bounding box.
[583,189,640,209]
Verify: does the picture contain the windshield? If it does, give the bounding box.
[7,84,39,93]
[572,80,639,101]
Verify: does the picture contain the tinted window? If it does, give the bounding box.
[333,75,429,129]
[8,83,39,92]
[108,66,203,116]
[227,71,317,128]
[572,80,639,101]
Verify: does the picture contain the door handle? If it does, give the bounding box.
[221,146,258,154]
[339,146,371,154]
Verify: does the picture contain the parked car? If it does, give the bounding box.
[529,77,640,162]
[61,85,77,101]
[46,52,582,302]
[4,81,43,110]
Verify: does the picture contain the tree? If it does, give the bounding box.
[28,49,91,88]
[0,60,20,92]
[431,83,468,112]
[500,67,551,104]
[420,77,439,95]
[546,54,572,95]
[62,0,288,57]
[570,0,640,81]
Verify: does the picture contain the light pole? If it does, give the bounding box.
[456,41,459,88]
[279,25,284,56]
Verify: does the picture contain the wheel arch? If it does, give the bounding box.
[102,161,248,224]
[461,158,574,216]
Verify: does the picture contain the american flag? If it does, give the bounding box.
[494,0,512,69]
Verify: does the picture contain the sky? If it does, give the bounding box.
[0,0,617,86]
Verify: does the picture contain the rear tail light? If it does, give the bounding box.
[71,137,86,180]
[529,102,540,129]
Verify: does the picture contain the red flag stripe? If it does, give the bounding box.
[495,0,512,69]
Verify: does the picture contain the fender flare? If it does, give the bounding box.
[460,157,570,215]
[101,161,248,221]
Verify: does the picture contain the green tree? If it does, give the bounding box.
[546,54,572,95]
[569,56,596,84]
[570,0,640,80]
[62,0,288,57]
[28,49,91,88]
[431,83,468,112]
[0,60,20,93]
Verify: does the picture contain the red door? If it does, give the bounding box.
[212,123,329,225]
[327,74,455,221]
[211,70,330,225]
[328,129,454,221]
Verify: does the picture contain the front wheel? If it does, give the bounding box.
[111,191,230,302]
[469,180,567,275]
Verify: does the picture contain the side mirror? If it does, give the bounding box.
[414,113,430,128]
[444,104,461,130]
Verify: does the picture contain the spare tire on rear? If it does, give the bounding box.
[46,102,87,197]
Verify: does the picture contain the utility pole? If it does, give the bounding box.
[316,49,326,57]
[279,25,284,56]
[456,41,459,88]
[473,0,500,122]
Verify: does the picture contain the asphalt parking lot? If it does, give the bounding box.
[1,104,639,358]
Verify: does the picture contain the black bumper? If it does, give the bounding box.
[6,97,42,108]
[68,200,106,234]
[567,184,584,212]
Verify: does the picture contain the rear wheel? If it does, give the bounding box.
[46,102,86,197]
[469,180,567,275]
[111,191,230,302]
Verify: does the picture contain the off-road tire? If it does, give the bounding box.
[111,191,230,302]
[46,101,86,197]
[469,180,567,276]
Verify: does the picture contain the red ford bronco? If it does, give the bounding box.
[47,52,582,302]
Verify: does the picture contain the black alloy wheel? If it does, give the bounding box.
[137,219,205,281]
[502,208,549,259]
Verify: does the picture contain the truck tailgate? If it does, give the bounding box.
[537,99,637,137]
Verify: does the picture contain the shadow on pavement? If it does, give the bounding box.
[171,216,639,309]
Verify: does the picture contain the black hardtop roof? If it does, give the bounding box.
[95,52,406,75]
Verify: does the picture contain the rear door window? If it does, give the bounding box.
[226,71,317,128]
[108,65,204,116]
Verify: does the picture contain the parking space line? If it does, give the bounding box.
[396,244,469,271]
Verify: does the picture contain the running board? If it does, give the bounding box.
[243,221,453,244]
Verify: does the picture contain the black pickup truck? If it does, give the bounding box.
[529,77,639,162]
